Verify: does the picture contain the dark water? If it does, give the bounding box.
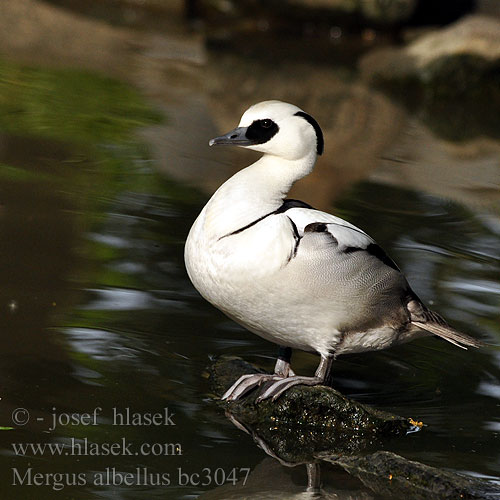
[0,65,499,499]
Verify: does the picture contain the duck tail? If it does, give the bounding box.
[407,299,484,349]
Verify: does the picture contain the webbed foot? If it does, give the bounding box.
[222,373,283,401]
[256,375,323,402]
[256,353,334,402]
[221,346,295,401]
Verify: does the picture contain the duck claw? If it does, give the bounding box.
[256,376,323,402]
[221,373,283,401]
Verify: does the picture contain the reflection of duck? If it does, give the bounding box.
[225,412,325,497]
[185,101,483,402]
[198,454,373,500]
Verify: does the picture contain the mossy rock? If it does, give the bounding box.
[331,451,500,499]
[209,356,417,462]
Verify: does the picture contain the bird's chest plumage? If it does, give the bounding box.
[186,209,296,309]
[184,201,341,354]
[186,206,356,354]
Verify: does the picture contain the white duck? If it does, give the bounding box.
[184,100,483,402]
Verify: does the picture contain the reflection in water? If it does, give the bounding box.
[218,411,370,499]
[209,410,498,499]
[199,456,373,500]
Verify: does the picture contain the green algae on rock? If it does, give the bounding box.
[208,356,417,462]
[331,451,500,500]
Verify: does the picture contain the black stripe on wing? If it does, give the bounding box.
[303,223,399,272]
[276,198,314,212]
[287,216,301,262]
[220,198,314,239]
[344,243,400,272]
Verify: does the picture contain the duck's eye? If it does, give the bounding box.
[246,118,279,144]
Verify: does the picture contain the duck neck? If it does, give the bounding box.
[249,151,317,202]
[204,150,317,238]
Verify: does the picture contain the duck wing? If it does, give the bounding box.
[286,205,483,349]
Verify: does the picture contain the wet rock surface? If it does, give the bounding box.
[332,451,500,499]
[209,356,416,462]
[209,356,500,499]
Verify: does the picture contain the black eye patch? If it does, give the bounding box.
[245,119,279,144]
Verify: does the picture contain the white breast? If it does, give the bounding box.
[185,207,346,356]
